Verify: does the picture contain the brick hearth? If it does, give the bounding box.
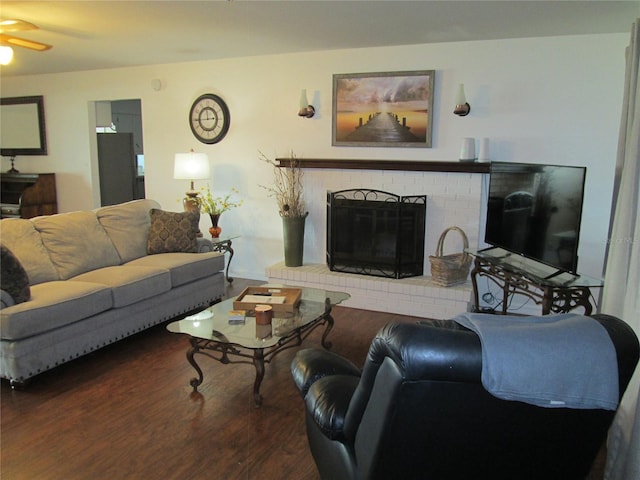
[266,262,473,319]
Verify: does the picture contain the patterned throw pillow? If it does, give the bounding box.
[0,244,31,303]
[147,209,199,254]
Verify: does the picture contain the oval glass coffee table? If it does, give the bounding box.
[167,285,350,407]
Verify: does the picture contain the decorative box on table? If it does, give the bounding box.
[233,287,302,312]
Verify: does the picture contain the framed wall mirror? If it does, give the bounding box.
[0,95,48,156]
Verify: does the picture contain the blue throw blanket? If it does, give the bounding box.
[453,312,619,410]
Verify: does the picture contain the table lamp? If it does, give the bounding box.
[174,150,210,213]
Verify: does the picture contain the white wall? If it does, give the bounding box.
[0,33,628,281]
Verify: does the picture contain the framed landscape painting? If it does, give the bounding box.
[332,70,435,148]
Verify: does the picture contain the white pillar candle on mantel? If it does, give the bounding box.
[459,137,476,161]
[477,137,490,162]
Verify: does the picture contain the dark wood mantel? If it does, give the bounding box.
[276,158,490,173]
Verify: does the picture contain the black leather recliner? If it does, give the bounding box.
[291,315,639,480]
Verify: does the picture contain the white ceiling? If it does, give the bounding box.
[0,1,638,77]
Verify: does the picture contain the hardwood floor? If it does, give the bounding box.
[0,280,420,479]
[0,279,606,479]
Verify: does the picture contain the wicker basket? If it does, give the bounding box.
[429,226,472,287]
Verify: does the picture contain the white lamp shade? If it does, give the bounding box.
[299,89,309,109]
[455,84,467,105]
[173,152,210,180]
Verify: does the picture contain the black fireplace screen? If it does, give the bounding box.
[326,189,426,279]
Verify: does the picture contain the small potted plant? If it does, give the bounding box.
[195,185,242,238]
[259,151,308,266]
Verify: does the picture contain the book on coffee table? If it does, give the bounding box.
[228,309,247,325]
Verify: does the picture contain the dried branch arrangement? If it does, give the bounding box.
[259,151,306,217]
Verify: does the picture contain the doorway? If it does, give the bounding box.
[95,99,145,206]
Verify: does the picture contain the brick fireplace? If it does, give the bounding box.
[266,160,488,319]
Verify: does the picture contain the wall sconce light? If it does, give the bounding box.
[298,89,315,118]
[453,83,471,117]
[174,149,210,213]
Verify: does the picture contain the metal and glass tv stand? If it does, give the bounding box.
[466,247,604,315]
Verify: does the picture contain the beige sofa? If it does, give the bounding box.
[0,199,225,387]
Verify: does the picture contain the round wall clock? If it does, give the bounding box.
[188,93,230,144]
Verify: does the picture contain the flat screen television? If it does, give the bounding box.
[484,161,587,275]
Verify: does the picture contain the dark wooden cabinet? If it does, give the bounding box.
[0,173,57,219]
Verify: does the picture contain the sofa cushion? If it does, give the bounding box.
[0,245,31,303]
[0,218,59,284]
[127,251,225,287]
[33,211,121,280]
[0,281,113,341]
[147,209,199,254]
[96,199,161,263]
[71,265,171,308]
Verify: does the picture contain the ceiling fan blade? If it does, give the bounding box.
[0,34,52,51]
[0,19,38,33]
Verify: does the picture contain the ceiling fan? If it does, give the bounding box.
[0,19,52,64]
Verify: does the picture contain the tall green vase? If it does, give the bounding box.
[282,213,308,267]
